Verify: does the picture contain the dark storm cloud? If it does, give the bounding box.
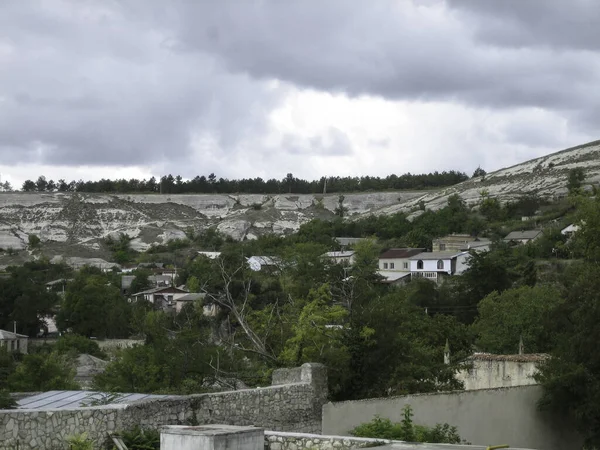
[162,0,600,112]
[447,0,600,51]
[0,1,282,168]
[1,0,600,175]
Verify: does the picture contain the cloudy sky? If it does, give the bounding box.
[1,0,598,188]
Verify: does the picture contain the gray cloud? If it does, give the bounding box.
[0,0,599,182]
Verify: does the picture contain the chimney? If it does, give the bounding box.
[518,335,524,355]
[13,321,16,334]
[444,339,451,364]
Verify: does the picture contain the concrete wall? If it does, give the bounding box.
[456,359,539,390]
[0,363,327,450]
[322,385,583,450]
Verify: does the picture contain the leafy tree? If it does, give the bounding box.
[54,334,106,359]
[129,269,153,294]
[567,167,585,194]
[339,290,471,400]
[570,195,600,262]
[472,285,563,354]
[0,261,69,336]
[56,270,131,338]
[535,265,600,447]
[8,352,78,391]
[27,234,41,249]
[472,167,486,178]
[280,284,350,393]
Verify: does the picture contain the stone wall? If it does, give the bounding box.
[322,385,582,450]
[265,431,387,450]
[0,363,327,450]
[263,431,535,450]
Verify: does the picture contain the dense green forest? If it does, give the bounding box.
[20,170,470,194]
[3,185,600,445]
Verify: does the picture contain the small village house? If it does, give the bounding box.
[322,250,355,265]
[334,237,365,249]
[0,329,28,354]
[377,248,424,286]
[503,230,543,245]
[433,234,491,253]
[409,251,470,283]
[246,256,282,272]
[561,223,580,237]
[130,286,189,311]
[173,293,206,313]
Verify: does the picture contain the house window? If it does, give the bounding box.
[417,260,424,270]
[439,243,446,250]
[437,260,444,269]
[390,263,395,269]
[383,262,388,269]
[403,262,408,269]
[16,340,19,350]
[11,340,15,351]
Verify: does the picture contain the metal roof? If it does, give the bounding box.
[15,390,179,410]
[408,251,467,260]
[379,248,425,259]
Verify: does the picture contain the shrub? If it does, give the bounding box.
[350,406,463,444]
[118,426,160,450]
[66,432,94,450]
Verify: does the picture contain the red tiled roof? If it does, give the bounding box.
[379,248,426,259]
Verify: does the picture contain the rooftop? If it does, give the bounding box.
[504,230,543,240]
[15,390,179,410]
[379,248,425,259]
[0,329,28,339]
[409,251,468,260]
[176,293,205,302]
[323,251,355,258]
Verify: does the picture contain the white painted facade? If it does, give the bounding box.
[323,251,355,265]
[409,251,470,282]
[456,354,546,390]
[379,257,410,271]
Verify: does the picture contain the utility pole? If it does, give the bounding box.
[323,177,327,194]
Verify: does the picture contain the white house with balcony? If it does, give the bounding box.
[408,251,470,283]
[377,248,425,285]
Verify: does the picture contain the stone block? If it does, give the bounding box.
[161,424,264,450]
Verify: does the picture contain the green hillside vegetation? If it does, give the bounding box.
[2,185,600,444]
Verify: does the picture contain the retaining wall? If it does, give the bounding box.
[322,385,582,450]
[0,363,327,450]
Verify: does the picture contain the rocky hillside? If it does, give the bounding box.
[0,140,599,265]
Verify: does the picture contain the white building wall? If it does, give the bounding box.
[410,259,452,274]
[379,258,411,271]
[456,359,540,390]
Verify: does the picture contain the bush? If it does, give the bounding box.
[54,334,106,359]
[350,406,463,444]
[0,389,16,409]
[118,426,160,450]
[66,432,94,450]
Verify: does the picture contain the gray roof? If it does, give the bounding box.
[0,329,28,339]
[409,251,467,260]
[335,237,365,246]
[323,251,355,258]
[504,230,542,240]
[15,390,180,410]
[176,293,205,302]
